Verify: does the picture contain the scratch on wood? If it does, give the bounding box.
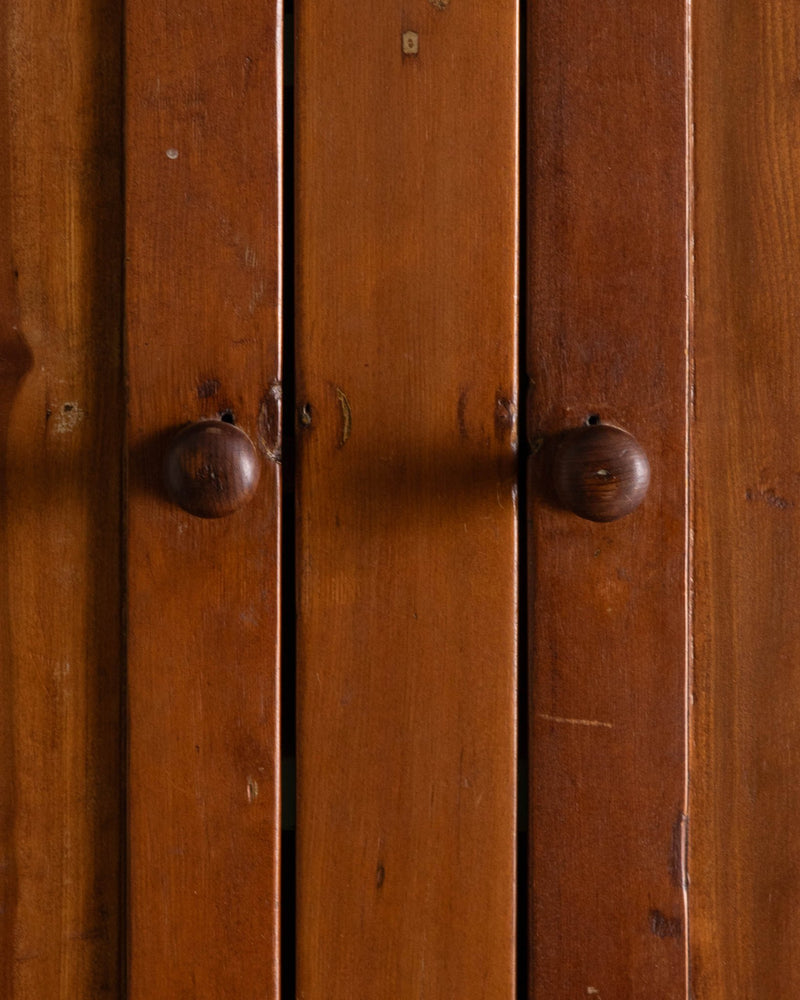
[457,388,468,437]
[428,0,450,8]
[335,387,351,446]
[537,712,613,729]
[258,380,282,462]
[246,777,259,804]
[495,391,517,448]
[670,811,689,890]
[249,278,266,315]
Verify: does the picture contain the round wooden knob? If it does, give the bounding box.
[164,419,261,518]
[552,424,650,522]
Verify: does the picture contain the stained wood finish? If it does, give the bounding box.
[295,3,519,996]
[125,1,282,995]
[527,3,689,996]
[691,5,800,995]
[0,1,123,995]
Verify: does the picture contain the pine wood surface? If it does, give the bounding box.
[294,3,519,997]
[10,3,800,994]
[527,3,689,996]
[691,5,800,995]
[0,1,123,995]
[125,1,282,995]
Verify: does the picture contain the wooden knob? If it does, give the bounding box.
[164,419,261,518]
[552,424,650,522]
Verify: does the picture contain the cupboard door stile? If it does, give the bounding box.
[528,3,690,996]
[125,2,283,996]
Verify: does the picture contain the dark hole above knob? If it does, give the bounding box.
[552,423,650,522]
[163,419,261,518]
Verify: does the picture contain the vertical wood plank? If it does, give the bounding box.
[691,5,800,995]
[125,1,282,996]
[527,3,689,996]
[1,0,123,995]
[295,3,519,997]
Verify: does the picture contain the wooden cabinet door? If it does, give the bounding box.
[528,3,800,997]
[1,0,283,996]
[2,1,800,998]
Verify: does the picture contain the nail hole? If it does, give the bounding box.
[220,410,235,424]
[586,413,600,426]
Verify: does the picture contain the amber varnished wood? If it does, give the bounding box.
[0,1,123,995]
[125,1,282,995]
[691,5,800,995]
[528,2,689,996]
[295,3,519,997]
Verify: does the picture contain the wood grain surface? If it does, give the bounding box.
[527,3,689,996]
[0,1,123,995]
[125,1,283,995]
[294,3,519,997]
[691,5,800,995]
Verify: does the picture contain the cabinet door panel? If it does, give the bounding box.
[295,3,519,996]
[125,2,283,996]
[527,3,689,996]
